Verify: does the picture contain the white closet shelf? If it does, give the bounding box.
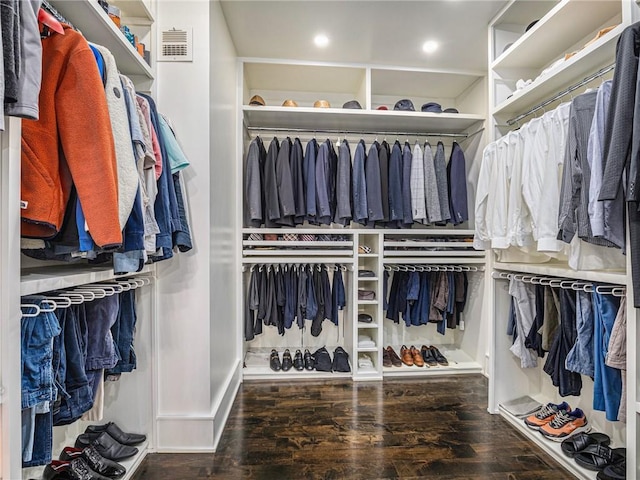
[384,229,476,236]
[243,368,352,380]
[498,407,597,480]
[242,257,355,265]
[357,300,378,305]
[357,346,379,353]
[357,322,379,328]
[119,441,150,480]
[243,241,353,247]
[383,348,482,377]
[493,23,623,117]
[357,277,379,282]
[243,106,484,135]
[384,241,474,248]
[357,253,378,258]
[492,0,621,70]
[243,249,353,256]
[493,262,627,285]
[110,0,154,22]
[383,257,486,265]
[383,250,486,257]
[20,264,155,296]
[51,0,154,79]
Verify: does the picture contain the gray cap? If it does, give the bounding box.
[342,100,362,109]
[443,107,459,114]
[394,99,415,111]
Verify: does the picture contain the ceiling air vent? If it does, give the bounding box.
[158,27,193,62]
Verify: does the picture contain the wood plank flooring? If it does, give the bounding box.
[132,375,576,479]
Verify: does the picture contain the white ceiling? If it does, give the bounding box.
[219,1,509,72]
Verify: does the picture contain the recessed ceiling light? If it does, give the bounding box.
[422,40,438,54]
[314,34,329,48]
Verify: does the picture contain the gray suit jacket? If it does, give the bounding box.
[599,23,640,202]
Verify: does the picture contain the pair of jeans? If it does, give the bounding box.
[21,300,61,466]
[592,292,622,421]
[53,304,93,426]
[106,289,138,375]
[543,288,582,397]
[565,290,595,377]
[85,295,120,397]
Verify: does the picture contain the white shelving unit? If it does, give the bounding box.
[0,2,161,479]
[487,1,640,478]
[51,0,153,80]
[236,57,489,385]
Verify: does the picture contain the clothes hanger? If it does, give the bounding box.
[38,8,65,36]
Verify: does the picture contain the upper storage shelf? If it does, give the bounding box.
[492,0,621,71]
[242,60,485,134]
[493,22,622,116]
[51,0,154,79]
[110,0,154,22]
[243,106,484,135]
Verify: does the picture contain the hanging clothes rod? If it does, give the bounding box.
[242,263,351,272]
[246,125,480,139]
[506,63,615,126]
[19,277,152,314]
[384,264,482,272]
[491,271,625,297]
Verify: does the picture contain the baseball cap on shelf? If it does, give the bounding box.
[342,100,362,109]
[393,99,415,111]
[314,99,331,108]
[376,105,388,110]
[282,99,299,107]
[525,19,539,32]
[421,102,442,113]
[249,95,265,106]
[443,107,459,114]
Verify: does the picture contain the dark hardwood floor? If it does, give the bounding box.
[132,375,575,479]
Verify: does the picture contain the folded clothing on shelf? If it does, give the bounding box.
[358,290,376,301]
[358,354,375,369]
[357,334,375,348]
[358,269,376,277]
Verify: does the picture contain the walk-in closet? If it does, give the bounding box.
[3,0,640,479]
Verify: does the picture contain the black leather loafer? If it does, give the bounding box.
[269,349,281,371]
[421,345,437,367]
[293,349,304,371]
[281,349,293,371]
[303,348,314,371]
[43,458,111,480]
[60,446,126,478]
[85,422,146,447]
[75,432,138,462]
[430,346,449,366]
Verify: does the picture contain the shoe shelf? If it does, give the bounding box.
[383,348,482,378]
[242,349,353,381]
[498,407,597,480]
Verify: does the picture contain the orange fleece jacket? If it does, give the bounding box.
[21,26,122,248]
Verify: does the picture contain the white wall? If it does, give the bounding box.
[154,0,239,451]
[208,0,241,448]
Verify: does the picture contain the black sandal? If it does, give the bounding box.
[574,445,626,471]
[561,432,610,458]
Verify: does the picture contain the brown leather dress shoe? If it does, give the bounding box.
[400,345,414,366]
[410,346,425,367]
[386,346,403,367]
